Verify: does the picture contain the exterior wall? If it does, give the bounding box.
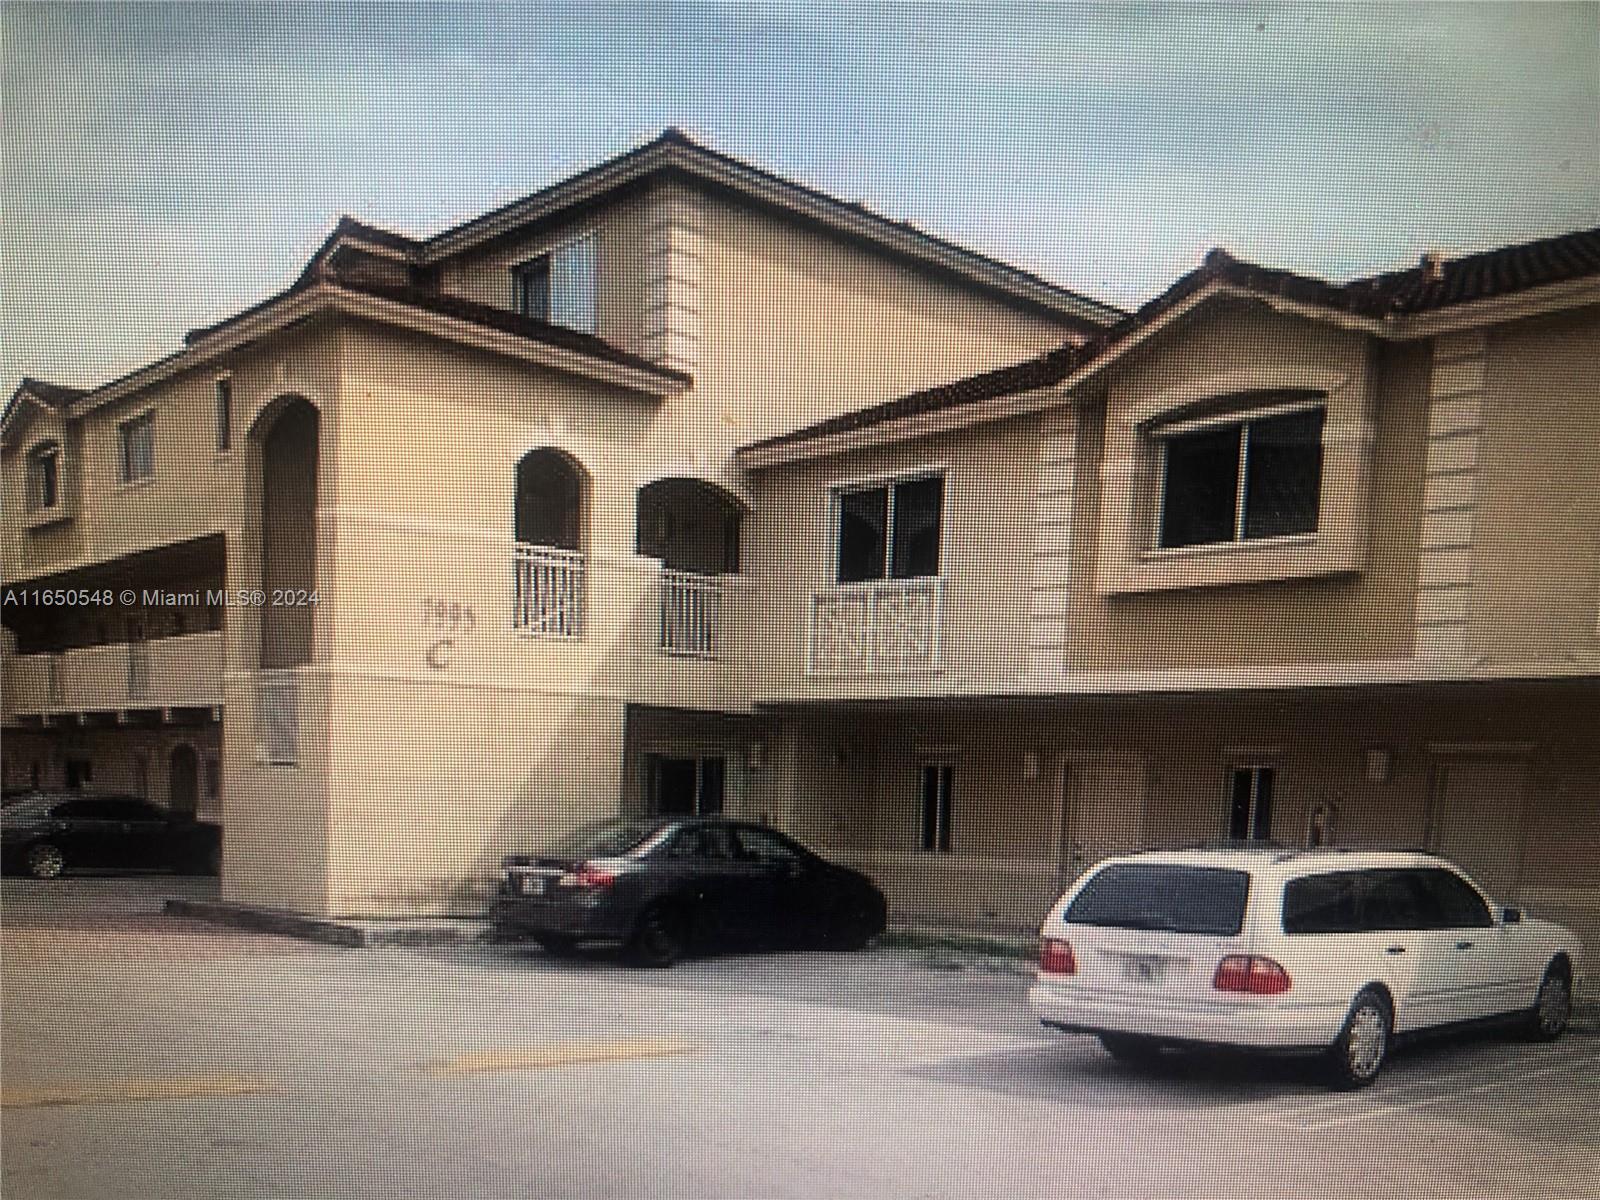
[1470,306,1600,667]
[772,681,1600,952]
[1,723,222,819]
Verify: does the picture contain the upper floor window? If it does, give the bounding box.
[215,377,233,452]
[513,233,597,334]
[27,442,61,511]
[119,411,155,483]
[1156,407,1325,549]
[835,473,944,584]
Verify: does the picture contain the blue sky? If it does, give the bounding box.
[4,2,1597,393]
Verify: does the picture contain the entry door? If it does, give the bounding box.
[1060,759,1148,883]
[1428,759,1529,901]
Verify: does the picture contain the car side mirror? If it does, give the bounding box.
[1502,907,1523,925]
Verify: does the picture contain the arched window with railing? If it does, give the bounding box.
[513,448,589,638]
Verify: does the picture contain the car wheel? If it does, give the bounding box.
[1327,988,1391,1090]
[1525,963,1572,1042]
[25,843,66,880]
[628,904,688,968]
[537,935,580,959]
[1099,1034,1163,1064]
[831,893,887,951]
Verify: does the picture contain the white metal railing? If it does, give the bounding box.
[807,577,944,675]
[257,670,300,766]
[512,544,586,638]
[659,570,723,658]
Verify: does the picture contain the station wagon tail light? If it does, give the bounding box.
[558,864,617,890]
[1039,937,1076,974]
[1213,954,1292,995]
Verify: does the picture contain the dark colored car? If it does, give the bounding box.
[0,792,220,878]
[492,817,888,966]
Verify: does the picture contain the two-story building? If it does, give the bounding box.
[1,130,1118,914]
[735,229,1600,951]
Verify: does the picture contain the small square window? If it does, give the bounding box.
[120,412,156,483]
[835,475,944,584]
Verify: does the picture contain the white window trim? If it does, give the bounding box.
[117,407,157,486]
[510,230,599,334]
[24,441,67,521]
[829,468,947,585]
[1225,763,1278,842]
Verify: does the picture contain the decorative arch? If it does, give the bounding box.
[256,395,319,669]
[636,477,744,575]
[514,446,589,551]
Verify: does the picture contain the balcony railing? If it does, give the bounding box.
[658,570,723,658]
[808,577,944,675]
[3,631,224,717]
[512,543,586,639]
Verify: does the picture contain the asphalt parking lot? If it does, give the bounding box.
[4,877,1597,1199]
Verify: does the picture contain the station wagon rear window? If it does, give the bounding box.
[1065,864,1251,936]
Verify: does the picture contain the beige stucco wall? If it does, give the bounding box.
[1470,306,1600,665]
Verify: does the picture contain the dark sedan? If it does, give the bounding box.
[492,817,888,966]
[1,792,220,878]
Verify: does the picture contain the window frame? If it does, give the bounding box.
[1152,401,1327,552]
[118,409,157,484]
[1226,764,1277,841]
[215,376,233,453]
[918,762,954,854]
[511,231,598,334]
[831,470,946,585]
[26,441,63,512]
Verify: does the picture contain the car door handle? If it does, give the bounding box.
[1455,940,1475,950]
[1386,945,1407,955]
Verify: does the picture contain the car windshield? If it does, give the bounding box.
[538,818,664,860]
[1065,863,1251,936]
[1,798,55,824]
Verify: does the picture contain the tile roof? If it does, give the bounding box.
[744,224,1600,458]
[1,377,90,435]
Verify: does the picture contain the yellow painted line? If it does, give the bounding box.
[3,1074,276,1109]
[422,1037,698,1076]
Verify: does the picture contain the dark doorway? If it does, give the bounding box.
[65,757,93,788]
[169,744,199,817]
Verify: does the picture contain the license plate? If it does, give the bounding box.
[1122,956,1165,984]
[517,874,548,898]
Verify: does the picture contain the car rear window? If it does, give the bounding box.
[1065,864,1251,936]
[540,818,662,860]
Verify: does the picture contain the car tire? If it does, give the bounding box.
[831,893,887,952]
[1327,988,1391,1090]
[1524,962,1572,1042]
[1099,1034,1163,1064]
[628,904,688,968]
[25,842,66,880]
[537,935,580,959]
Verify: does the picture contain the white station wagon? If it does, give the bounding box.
[1028,847,1583,1088]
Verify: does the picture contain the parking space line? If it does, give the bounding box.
[420,1037,698,1076]
[2,1074,276,1109]
[1252,1052,1600,1132]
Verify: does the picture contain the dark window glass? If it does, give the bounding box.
[1227,767,1275,840]
[1066,864,1251,936]
[215,379,233,452]
[515,254,552,321]
[1159,426,1240,548]
[735,826,804,864]
[1419,868,1494,928]
[696,757,725,817]
[891,475,943,579]
[1362,869,1434,931]
[1243,410,1324,539]
[920,764,952,853]
[29,446,59,510]
[539,818,661,860]
[836,487,888,582]
[1283,871,1362,934]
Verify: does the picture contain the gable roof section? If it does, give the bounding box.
[420,128,1123,330]
[1,377,89,445]
[742,224,1600,466]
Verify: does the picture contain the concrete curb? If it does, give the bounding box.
[163,898,494,949]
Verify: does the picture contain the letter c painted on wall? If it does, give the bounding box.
[426,638,455,671]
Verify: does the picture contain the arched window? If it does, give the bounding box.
[636,478,743,575]
[514,448,586,551]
